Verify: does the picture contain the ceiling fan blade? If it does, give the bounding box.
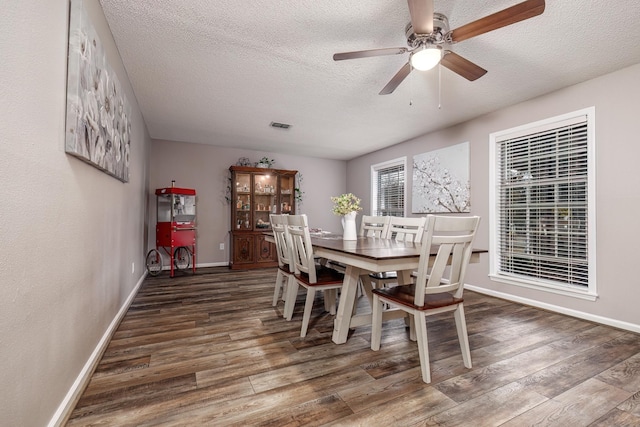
[450,0,545,43]
[379,62,412,95]
[333,47,408,61]
[407,0,434,34]
[440,51,487,81]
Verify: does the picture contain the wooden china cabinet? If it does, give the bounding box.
[229,165,297,270]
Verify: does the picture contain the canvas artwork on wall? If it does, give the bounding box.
[412,142,470,213]
[64,0,131,182]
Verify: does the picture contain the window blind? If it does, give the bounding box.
[373,163,405,217]
[497,118,589,287]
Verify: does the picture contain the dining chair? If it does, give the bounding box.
[329,215,390,276]
[269,214,293,310]
[359,215,390,238]
[385,216,427,242]
[370,215,481,383]
[369,216,427,289]
[345,215,391,298]
[285,214,345,337]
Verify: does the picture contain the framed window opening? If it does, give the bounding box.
[371,157,406,217]
[489,107,596,300]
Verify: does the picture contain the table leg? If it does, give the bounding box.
[398,269,413,285]
[332,265,360,344]
[359,273,374,306]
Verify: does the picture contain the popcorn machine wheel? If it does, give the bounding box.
[146,184,197,277]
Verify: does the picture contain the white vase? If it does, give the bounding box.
[341,211,358,241]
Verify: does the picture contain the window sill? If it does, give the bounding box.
[488,274,598,301]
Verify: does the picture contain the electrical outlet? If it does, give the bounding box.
[131,262,135,274]
[219,243,225,250]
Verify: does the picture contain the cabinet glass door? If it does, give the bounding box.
[234,173,252,230]
[254,173,277,229]
[279,174,295,214]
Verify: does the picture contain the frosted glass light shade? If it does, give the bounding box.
[410,47,442,71]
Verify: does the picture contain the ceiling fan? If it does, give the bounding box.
[333,0,545,95]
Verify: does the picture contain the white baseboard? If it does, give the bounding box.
[47,272,148,427]
[160,261,229,270]
[195,261,228,268]
[465,284,640,334]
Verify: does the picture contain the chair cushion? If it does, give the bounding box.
[278,264,291,274]
[372,284,463,310]
[296,265,344,286]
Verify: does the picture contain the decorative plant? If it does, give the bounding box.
[223,173,232,204]
[256,157,275,167]
[294,173,305,203]
[331,193,363,216]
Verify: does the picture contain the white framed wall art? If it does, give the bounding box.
[64,0,131,182]
[412,141,470,213]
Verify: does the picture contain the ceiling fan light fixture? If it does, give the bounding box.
[410,45,442,71]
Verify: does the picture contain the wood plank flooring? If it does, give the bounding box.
[66,267,640,426]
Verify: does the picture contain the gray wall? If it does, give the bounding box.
[149,140,347,265]
[0,1,151,425]
[347,63,640,331]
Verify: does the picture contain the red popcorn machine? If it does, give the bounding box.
[145,182,196,277]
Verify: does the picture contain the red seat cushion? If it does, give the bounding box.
[372,284,463,310]
[296,265,344,286]
[278,264,291,273]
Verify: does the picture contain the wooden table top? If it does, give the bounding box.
[309,234,486,260]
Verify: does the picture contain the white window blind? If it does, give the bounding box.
[372,159,405,217]
[494,113,591,289]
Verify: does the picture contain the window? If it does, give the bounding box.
[489,108,596,299]
[371,157,406,217]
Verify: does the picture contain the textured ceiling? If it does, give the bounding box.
[99,0,640,160]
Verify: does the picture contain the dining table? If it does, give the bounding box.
[265,231,485,344]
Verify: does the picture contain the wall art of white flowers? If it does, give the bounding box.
[412,142,470,213]
[65,0,131,182]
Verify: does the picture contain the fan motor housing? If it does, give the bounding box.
[405,12,450,48]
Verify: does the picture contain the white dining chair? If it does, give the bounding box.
[284,214,345,337]
[269,214,293,310]
[359,215,390,238]
[368,216,427,289]
[370,215,481,383]
[329,215,390,277]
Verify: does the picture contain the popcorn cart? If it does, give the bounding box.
[145,182,196,277]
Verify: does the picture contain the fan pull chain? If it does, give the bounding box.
[438,63,442,110]
[409,66,414,106]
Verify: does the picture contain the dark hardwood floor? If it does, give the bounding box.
[67,267,640,426]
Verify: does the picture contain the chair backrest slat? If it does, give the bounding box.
[270,214,292,272]
[286,214,318,283]
[359,215,390,238]
[414,215,481,307]
[384,216,427,243]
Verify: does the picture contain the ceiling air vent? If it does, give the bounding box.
[270,121,291,129]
